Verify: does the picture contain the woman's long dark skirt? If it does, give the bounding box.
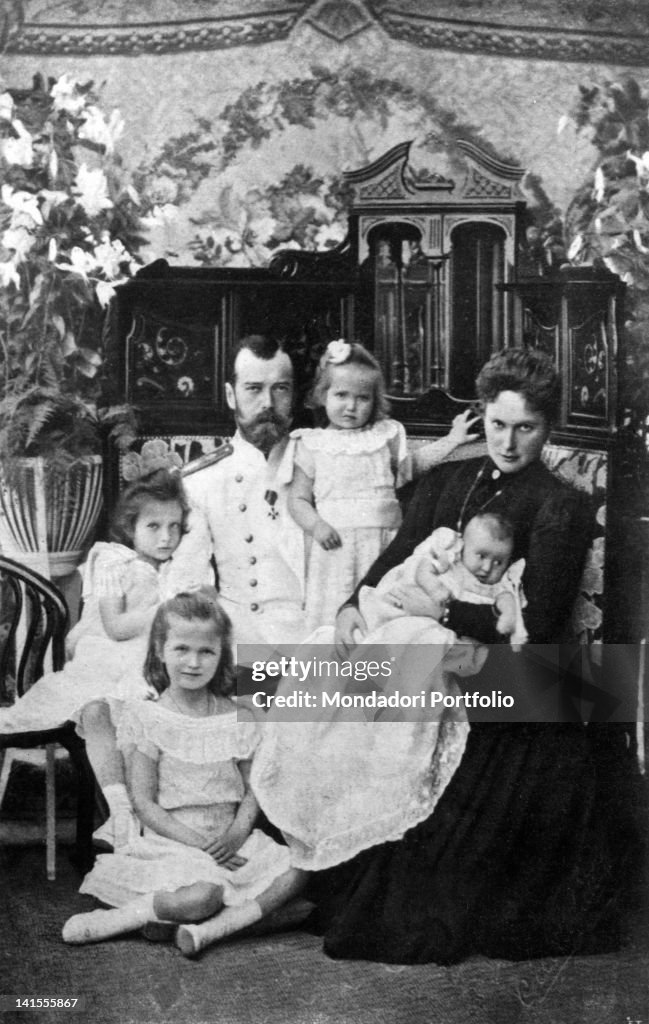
[308,723,645,964]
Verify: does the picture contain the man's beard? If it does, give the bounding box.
[238,409,291,455]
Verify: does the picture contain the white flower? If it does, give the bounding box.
[0,259,20,288]
[326,339,351,364]
[56,246,98,279]
[1,186,43,226]
[50,74,87,115]
[0,92,14,121]
[95,280,117,307]
[48,238,57,262]
[2,226,36,259]
[1,119,34,168]
[93,234,131,279]
[78,105,124,154]
[73,165,113,217]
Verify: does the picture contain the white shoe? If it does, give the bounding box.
[176,924,201,957]
[62,910,114,945]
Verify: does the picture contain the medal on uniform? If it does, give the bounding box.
[264,490,279,519]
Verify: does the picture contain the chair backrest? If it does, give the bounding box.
[0,556,69,706]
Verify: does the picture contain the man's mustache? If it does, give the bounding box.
[254,410,288,426]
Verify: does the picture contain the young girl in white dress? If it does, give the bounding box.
[288,339,478,631]
[62,591,298,956]
[0,455,188,847]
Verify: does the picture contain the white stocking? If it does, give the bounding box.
[176,900,262,957]
[62,894,157,945]
[94,783,139,849]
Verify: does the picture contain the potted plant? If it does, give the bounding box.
[562,76,649,430]
[0,73,142,573]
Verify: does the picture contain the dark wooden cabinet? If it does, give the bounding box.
[106,146,649,649]
[108,261,354,437]
[502,267,624,447]
[108,139,530,440]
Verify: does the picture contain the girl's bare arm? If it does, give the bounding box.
[99,592,158,641]
[411,411,481,475]
[288,464,341,549]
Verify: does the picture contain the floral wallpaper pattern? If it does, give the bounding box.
[132,66,523,267]
[3,9,629,264]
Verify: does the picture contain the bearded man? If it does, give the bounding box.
[165,335,307,649]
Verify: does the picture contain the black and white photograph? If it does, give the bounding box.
[0,2,647,1022]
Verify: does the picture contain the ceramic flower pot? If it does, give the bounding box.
[0,456,104,577]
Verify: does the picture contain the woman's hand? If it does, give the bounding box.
[447,409,481,447]
[334,605,367,657]
[203,825,249,871]
[314,519,342,550]
[385,582,442,618]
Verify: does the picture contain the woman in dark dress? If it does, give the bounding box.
[309,346,644,965]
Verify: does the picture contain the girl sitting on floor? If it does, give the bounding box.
[62,591,303,957]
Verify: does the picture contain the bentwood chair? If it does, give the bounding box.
[0,555,96,878]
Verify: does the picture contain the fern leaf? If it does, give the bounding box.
[25,401,57,448]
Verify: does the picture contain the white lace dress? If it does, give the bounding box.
[0,543,160,735]
[292,421,410,632]
[250,621,470,872]
[80,701,290,908]
[359,526,528,648]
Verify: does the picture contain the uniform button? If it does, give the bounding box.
[244,534,254,543]
[249,556,257,565]
[250,603,259,612]
[235,473,243,482]
[249,579,258,587]
[239,503,247,512]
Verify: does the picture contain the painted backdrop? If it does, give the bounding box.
[4,0,649,268]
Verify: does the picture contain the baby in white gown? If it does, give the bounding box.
[358,511,528,651]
